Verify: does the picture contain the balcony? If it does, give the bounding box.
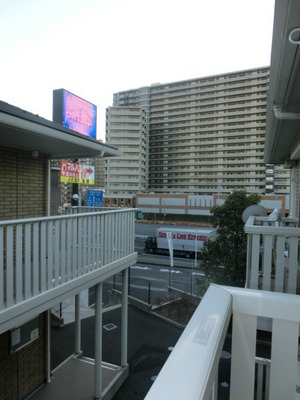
[145,284,300,400]
[0,207,137,334]
[244,215,300,295]
[145,216,300,399]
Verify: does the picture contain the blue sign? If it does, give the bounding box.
[86,190,103,209]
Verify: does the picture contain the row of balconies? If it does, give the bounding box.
[149,77,268,101]
[149,149,265,160]
[150,107,266,123]
[150,90,267,110]
[149,69,268,93]
[150,96,267,115]
[150,121,266,135]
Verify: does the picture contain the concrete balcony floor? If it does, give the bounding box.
[29,355,128,400]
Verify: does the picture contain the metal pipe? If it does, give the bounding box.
[46,159,51,217]
[274,107,300,120]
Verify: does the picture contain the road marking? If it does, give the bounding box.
[160,269,183,274]
[131,265,152,270]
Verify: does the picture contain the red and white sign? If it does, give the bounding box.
[60,161,94,184]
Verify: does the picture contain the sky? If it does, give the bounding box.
[0,0,275,141]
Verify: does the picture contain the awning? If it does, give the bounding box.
[0,100,121,159]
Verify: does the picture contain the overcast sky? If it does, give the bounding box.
[0,0,275,141]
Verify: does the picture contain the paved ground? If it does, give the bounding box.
[51,305,184,399]
[51,304,270,400]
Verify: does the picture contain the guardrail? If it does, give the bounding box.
[145,285,300,399]
[244,216,300,293]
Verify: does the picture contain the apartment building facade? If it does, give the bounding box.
[105,106,147,196]
[109,67,290,197]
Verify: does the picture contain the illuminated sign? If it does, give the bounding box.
[53,89,97,139]
[60,161,95,184]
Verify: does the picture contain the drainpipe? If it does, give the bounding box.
[274,106,300,120]
[46,158,51,216]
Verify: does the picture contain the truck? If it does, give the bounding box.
[144,227,216,258]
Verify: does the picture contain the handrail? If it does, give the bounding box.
[145,285,232,400]
[0,207,136,227]
[145,285,300,399]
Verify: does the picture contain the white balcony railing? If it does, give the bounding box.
[0,208,136,333]
[145,285,300,400]
[244,216,300,294]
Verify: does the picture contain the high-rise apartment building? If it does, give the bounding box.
[109,67,290,196]
[105,106,147,195]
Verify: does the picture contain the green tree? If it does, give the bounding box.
[199,190,261,287]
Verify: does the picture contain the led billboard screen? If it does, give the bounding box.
[53,89,97,139]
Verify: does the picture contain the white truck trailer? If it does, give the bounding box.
[144,227,216,257]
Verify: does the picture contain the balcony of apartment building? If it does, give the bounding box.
[145,212,300,399]
[146,2,300,398]
[0,99,138,399]
[0,207,137,399]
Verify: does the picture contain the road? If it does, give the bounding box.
[130,222,207,301]
[92,222,207,307]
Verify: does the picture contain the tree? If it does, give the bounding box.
[199,190,261,287]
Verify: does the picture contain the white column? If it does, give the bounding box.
[121,269,128,367]
[94,283,103,399]
[46,310,51,383]
[75,293,81,354]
